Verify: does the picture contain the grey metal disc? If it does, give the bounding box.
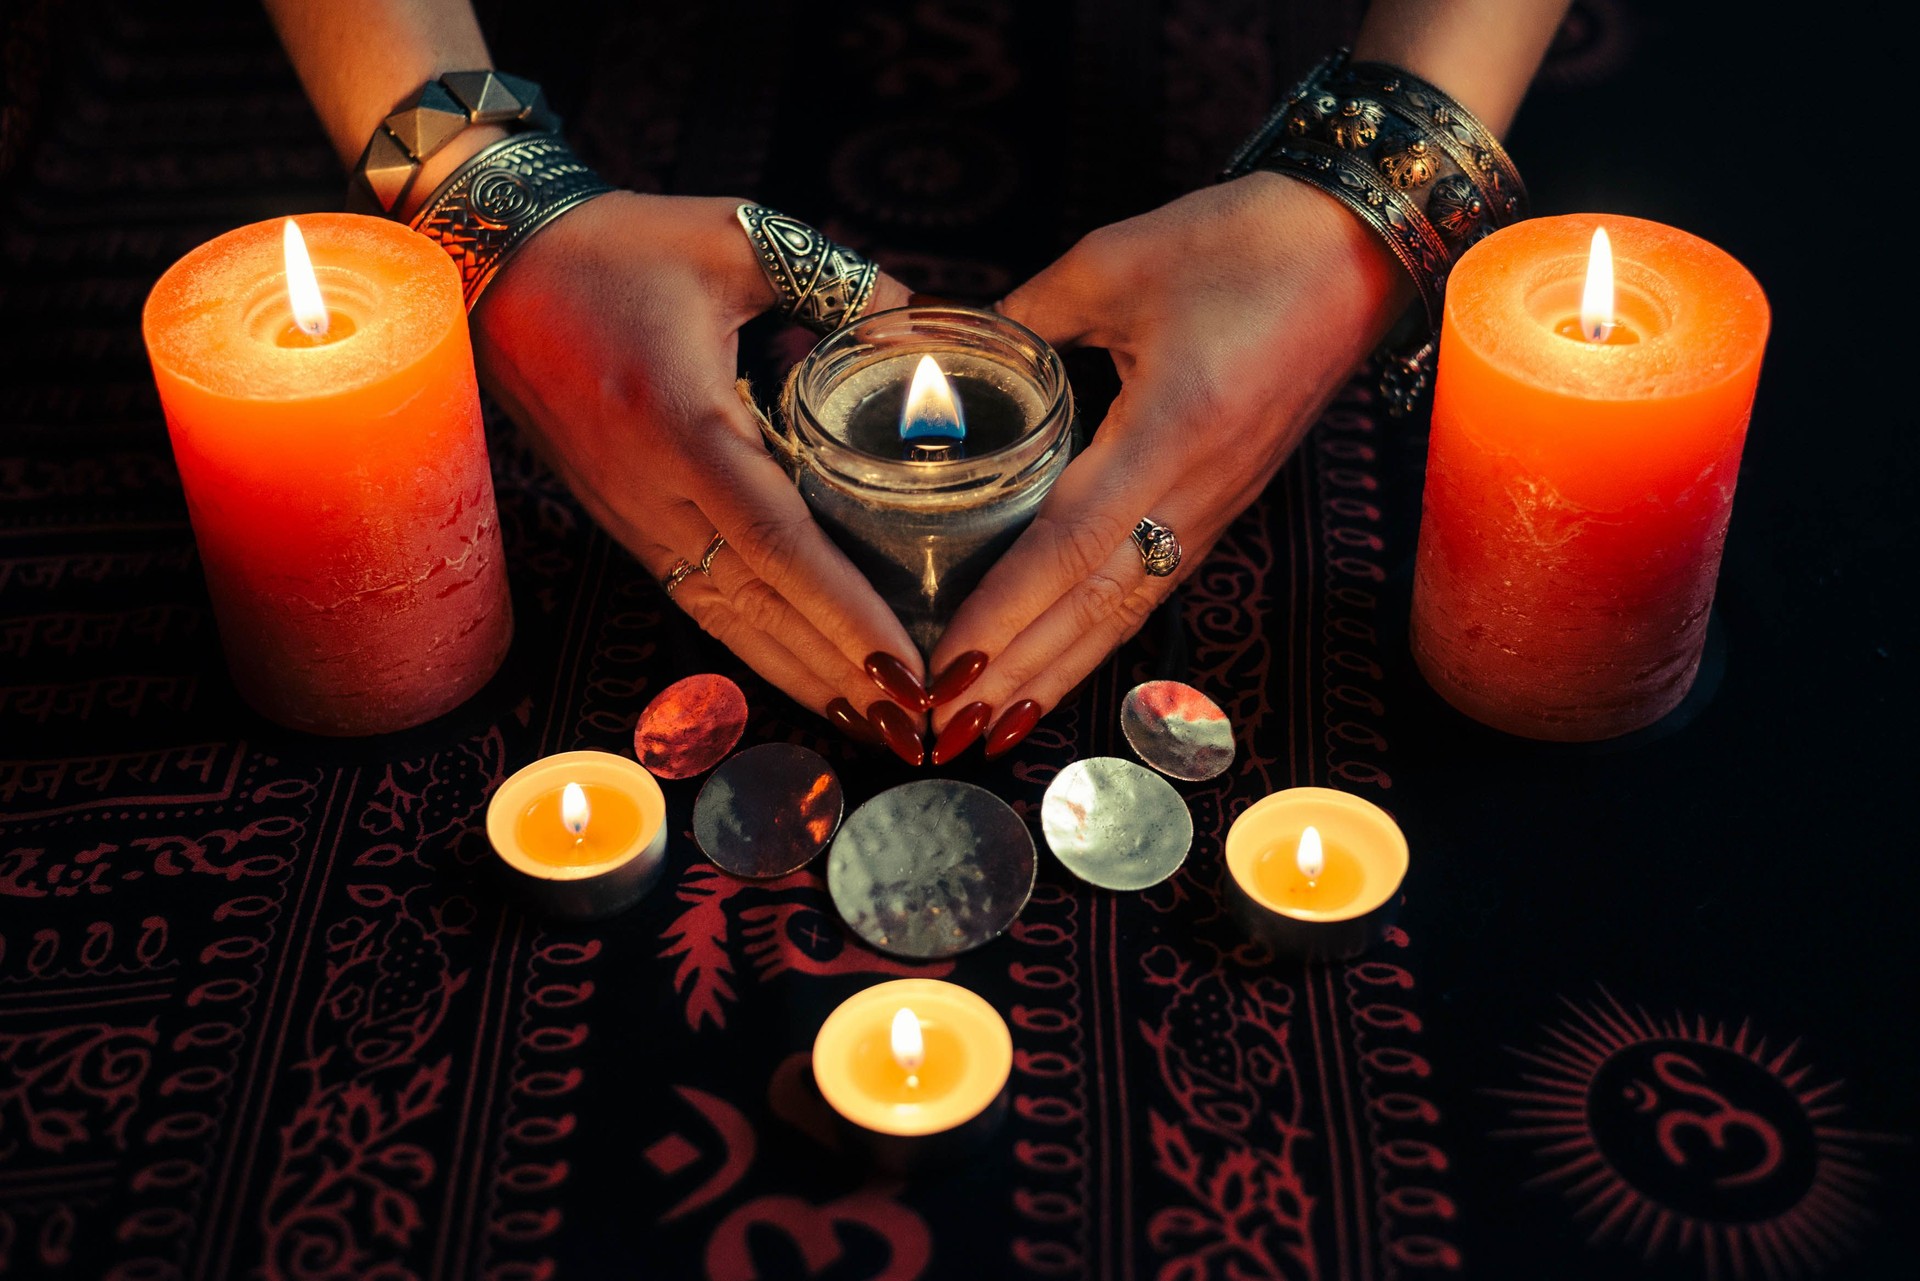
[827,779,1036,960]
[1120,680,1236,781]
[693,743,844,879]
[1040,757,1193,890]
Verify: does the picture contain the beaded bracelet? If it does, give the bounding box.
[1223,50,1528,412]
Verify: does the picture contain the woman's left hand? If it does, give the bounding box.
[926,173,1411,754]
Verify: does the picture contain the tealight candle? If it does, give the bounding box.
[1224,787,1408,962]
[787,305,1074,654]
[142,214,511,736]
[1411,214,1769,740]
[485,750,668,921]
[813,978,1011,1171]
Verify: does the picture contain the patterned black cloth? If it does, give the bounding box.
[0,2,1912,1280]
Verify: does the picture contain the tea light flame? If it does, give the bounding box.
[282,219,329,338]
[1580,226,1614,344]
[890,1007,926,1077]
[1296,825,1325,881]
[900,355,966,442]
[560,782,590,838]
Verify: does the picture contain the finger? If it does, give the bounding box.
[928,373,1198,686]
[615,514,848,715]
[870,270,912,314]
[634,496,894,718]
[941,490,1226,743]
[696,537,878,709]
[996,237,1110,351]
[689,397,928,700]
[933,461,1273,737]
[674,583,845,714]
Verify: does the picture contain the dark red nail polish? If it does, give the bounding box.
[927,651,988,707]
[931,702,992,766]
[867,700,925,766]
[826,698,882,746]
[984,699,1042,758]
[864,652,930,710]
[909,291,961,308]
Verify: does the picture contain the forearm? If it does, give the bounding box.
[1352,0,1570,137]
[261,0,501,215]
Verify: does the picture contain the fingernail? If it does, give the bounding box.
[909,291,961,308]
[867,700,925,766]
[931,702,992,766]
[927,651,988,707]
[864,652,930,711]
[984,699,1042,758]
[826,698,882,746]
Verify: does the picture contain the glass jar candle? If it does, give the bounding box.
[786,305,1074,655]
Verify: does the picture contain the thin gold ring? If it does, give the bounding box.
[662,558,696,599]
[698,533,727,576]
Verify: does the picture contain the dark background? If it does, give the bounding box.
[0,1,1913,1279]
[1397,9,1918,1274]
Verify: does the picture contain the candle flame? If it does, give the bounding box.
[283,219,330,338]
[1296,825,1325,881]
[561,782,590,838]
[899,355,966,442]
[1579,226,1614,344]
[890,1007,926,1073]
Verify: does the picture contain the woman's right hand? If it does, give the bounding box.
[472,191,921,724]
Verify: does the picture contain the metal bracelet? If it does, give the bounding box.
[1222,49,1528,415]
[1224,50,1526,329]
[409,133,614,310]
[351,70,561,216]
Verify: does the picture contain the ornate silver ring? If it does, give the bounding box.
[736,204,879,334]
[1132,517,1182,578]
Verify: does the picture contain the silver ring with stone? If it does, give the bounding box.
[736,203,879,334]
[1132,517,1182,578]
[698,533,727,577]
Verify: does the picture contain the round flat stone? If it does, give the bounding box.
[1041,757,1193,891]
[828,780,1035,960]
[635,674,749,779]
[1121,680,1235,781]
[693,743,843,879]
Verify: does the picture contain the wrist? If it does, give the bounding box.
[1249,172,1413,349]
[1350,0,1571,139]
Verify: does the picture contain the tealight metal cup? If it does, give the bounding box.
[485,750,669,921]
[1222,786,1408,963]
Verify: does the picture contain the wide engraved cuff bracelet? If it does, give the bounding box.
[1223,50,1528,329]
[409,133,613,309]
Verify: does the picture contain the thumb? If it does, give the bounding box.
[869,270,912,314]
[996,241,1109,351]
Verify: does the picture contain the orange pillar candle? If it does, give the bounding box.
[1411,214,1769,740]
[142,214,511,735]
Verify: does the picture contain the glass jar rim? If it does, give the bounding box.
[788,304,1073,494]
